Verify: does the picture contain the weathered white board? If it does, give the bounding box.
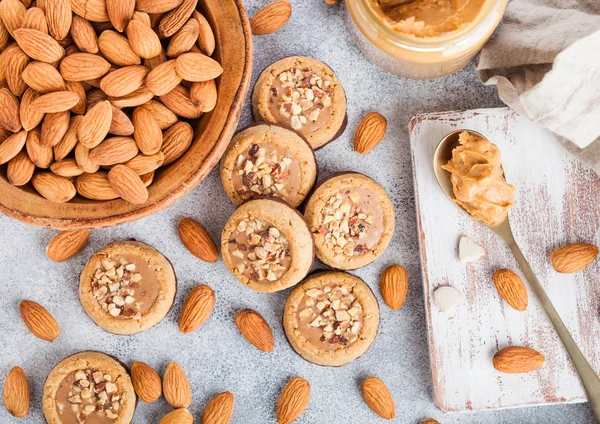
[410,108,600,413]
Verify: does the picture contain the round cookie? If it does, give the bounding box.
[252,56,347,149]
[79,241,177,335]
[283,271,380,367]
[304,172,395,270]
[42,351,136,424]
[220,123,318,207]
[221,198,314,293]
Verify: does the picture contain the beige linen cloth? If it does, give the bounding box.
[476,0,600,175]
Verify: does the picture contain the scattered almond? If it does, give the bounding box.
[131,362,162,403]
[380,265,408,310]
[361,376,396,420]
[493,346,545,374]
[276,376,310,424]
[354,112,387,154]
[158,408,193,424]
[46,229,90,262]
[163,361,192,408]
[178,217,219,262]
[235,309,274,352]
[158,0,198,38]
[3,366,30,418]
[492,269,528,311]
[251,0,292,36]
[179,284,216,334]
[19,300,60,341]
[422,420,441,424]
[550,243,598,273]
[202,391,235,424]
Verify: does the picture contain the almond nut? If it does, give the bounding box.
[157,408,193,424]
[493,346,545,374]
[163,362,192,408]
[354,112,386,154]
[550,243,598,274]
[31,172,76,203]
[201,391,235,424]
[250,0,292,36]
[361,376,396,420]
[178,217,219,262]
[108,164,148,204]
[276,376,310,424]
[235,309,274,353]
[380,265,408,310]
[46,229,90,262]
[492,269,528,311]
[131,361,162,403]
[19,300,60,341]
[179,284,216,334]
[3,366,30,418]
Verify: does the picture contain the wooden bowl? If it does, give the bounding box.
[0,0,253,230]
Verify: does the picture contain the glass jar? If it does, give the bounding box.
[345,0,507,79]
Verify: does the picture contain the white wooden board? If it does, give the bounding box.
[409,108,600,413]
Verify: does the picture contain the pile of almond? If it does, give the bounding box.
[0,0,221,204]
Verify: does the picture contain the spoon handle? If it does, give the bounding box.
[507,239,600,422]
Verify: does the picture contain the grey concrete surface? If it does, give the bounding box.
[0,0,596,423]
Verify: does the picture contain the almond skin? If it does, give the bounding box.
[235,309,274,353]
[178,217,219,262]
[31,172,76,202]
[100,65,149,97]
[71,0,110,22]
[141,100,178,129]
[41,111,71,148]
[106,0,134,32]
[7,150,35,186]
[70,15,99,53]
[276,376,310,424]
[146,60,182,96]
[493,346,545,374]
[3,366,30,418]
[19,300,60,341]
[78,100,113,148]
[166,18,198,57]
[550,243,598,273]
[380,265,408,310]
[46,229,90,262]
[88,136,139,166]
[22,7,49,33]
[250,0,292,36]
[158,408,193,424]
[26,128,53,168]
[50,158,84,177]
[98,30,141,66]
[126,19,162,59]
[161,121,193,164]
[158,0,198,38]
[22,61,66,93]
[492,269,528,311]
[175,52,223,82]
[163,362,192,408]
[0,0,27,38]
[192,11,215,56]
[361,376,396,420]
[76,172,120,200]
[131,361,162,403]
[179,284,216,334]
[190,79,217,112]
[0,87,22,132]
[44,0,72,40]
[4,44,29,96]
[160,85,203,119]
[354,112,387,154]
[13,28,65,63]
[20,88,44,131]
[31,91,80,113]
[108,164,149,204]
[54,116,82,161]
[124,151,164,175]
[202,391,235,424]
[132,106,163,154]
[60,52,111,81]
[0,130,27,164]
[136,0,184,14]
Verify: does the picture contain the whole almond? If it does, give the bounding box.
[0,17,9,49]
[144,48,167,70]
[70,15,98,53]
[131,361,162,403]
[175,52,223,82]
[76,172,120,200]
[20,88,44,131]
[380,265,408,310]
[125,151,165,175]
[492,269,528,311]
[131,11,151,26]
[178,217,218,262]
[140,171,154,187]
[41,111,70,147]
[32,172,76,202]
[78,100,113,148]
[60,52,111,81]
[106,0,134,32]
[22,61,65,93]
[100,65,149,97]
[126,20,162,59]
[109,106,134,136]
[235,309,274,352]
[361,376,396,420]
[202,391,234,424]
[54,115,83,161]
[31,91,80,113]
[166,18,198,57]
[158,408,193,424]
[7,150,35,186]
[0,0,27,37]
[0,87,22,132]
[74,143,100,173]
[192,11,215,56]
[13,28,65,63]
[163,362,192,408]
[0,130,27,164]
[354,112,387,154]
[493,346,545,374]
[26,129,54,168]
[132,106,163,154]
[146,60,182,96]
[89,136,138,166]
[71,0,109,22]
[137,0,184,14]
[44,0,71,40]
[21,7,49,33]
[108,164,148,204]
[550,243,598,273]
[141,100,178,129]
[160,85,203,119]
[276,377,310,424]
[46,229,90,262]
[250,0,292,36]
[158,0,198,38]
[98,30,141,66]
[179,284,216,334]
[422,420,440,424]
[65,81,87,114]
[108,86,154,108]
[161,121,193,164]
[3,366,30,418]
[50,158,84,177]
[190,80,217,112]
[4,44,29,96]
[19,300,60,341]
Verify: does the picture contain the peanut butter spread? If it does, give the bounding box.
[442,131,515,226]
[372,0,486,38]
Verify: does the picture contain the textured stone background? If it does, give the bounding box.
[0,0,596,423]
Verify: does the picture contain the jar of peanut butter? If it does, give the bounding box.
[345,0,507,79]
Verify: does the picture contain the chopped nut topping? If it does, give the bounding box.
[92,257,143,320]
[273,68,334,131]
[228,217,291,282]
[63,369,123,423]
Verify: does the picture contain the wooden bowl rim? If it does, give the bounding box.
[0,0,253,230]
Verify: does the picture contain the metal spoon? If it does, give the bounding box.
[433,129,600,421]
